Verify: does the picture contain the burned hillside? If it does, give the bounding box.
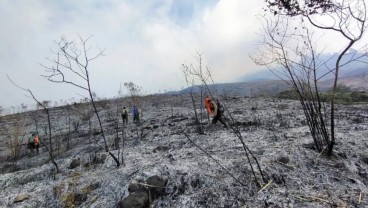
[0,95,368,207]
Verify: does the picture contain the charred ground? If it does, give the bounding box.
[0,95,368,207]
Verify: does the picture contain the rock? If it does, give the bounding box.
[334,162,346,170]
[302,143,316,150]
[232,110,243,115]
[190,175,201,188]
[121,176,167,208]
[92,131,101,135]
[256,149,265,155]
[128,183,146,193]
[271,173,285,185]
[361,156,368,165]
[142,126,152,130]
[117,192,149,208]
[78,132,90,138]
[337,151,347,159]
[69,158,80,169]
[146,175,168,200]
[277,156,290,164]
[99,154,107,163]
[14,193,30,203]
[359,171,368,180]
[74,193,87,206]
[153,145,170,153]
[171,117,188,122]
[83,182,100,192]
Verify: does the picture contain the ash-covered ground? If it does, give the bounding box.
[0,95,368,207]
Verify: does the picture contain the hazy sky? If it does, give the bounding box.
[1,0,365,111]
[1,0,271,109]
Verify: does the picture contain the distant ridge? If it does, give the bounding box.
[174,70,368,97]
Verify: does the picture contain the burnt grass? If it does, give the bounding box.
[0,95,368,207]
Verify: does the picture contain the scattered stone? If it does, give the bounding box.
[277,156,290,164]
[83,182,100,192]
[69,158,80,169]
[146,175,168,200]
[153,145,170,153]
[171,117,188,122]
[74,193,88,206]
[333,162,346,170]
[92,131,101,135]
[302,143,316,150]
[232,110,243,115]
[99,154,107,163]
[256,149,265,155]
[271,173,286,185]
[78,132,90,138]
[117,192,149,208]
[142,126,152,130]
[337,151,347,159]
[128,183,146,193]
[361,156,368,165]
[190,175,201,189]
[14,193,30,203]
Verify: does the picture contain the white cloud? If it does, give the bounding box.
[0,0,269,110]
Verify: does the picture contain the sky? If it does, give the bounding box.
[1,0,366,112]
[1,0,270,110]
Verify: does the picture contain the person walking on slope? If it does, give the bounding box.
[121,107,128,124]
[28,133,40,154]
[210,98,228,128]
[132,106,140,124]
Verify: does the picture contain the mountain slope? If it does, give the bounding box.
[177,69,368,97]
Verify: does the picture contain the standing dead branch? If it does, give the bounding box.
[258,0,367,155]
[41,35,120,167]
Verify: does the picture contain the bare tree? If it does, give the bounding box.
[252,18,332,153]
[181,52,210,134]
[8,76,60,172]
[114,84,125,165]
[42,35,121,167]
[258,0,367,155]
[124,82,144,120]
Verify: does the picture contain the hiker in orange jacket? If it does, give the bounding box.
[205,96,228,128]
[29,133,40,154]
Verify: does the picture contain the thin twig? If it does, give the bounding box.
[258,179,273,194]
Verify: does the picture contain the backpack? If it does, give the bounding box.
[122,109,128,115]
[210,101,215,112]
[216,100,223,112]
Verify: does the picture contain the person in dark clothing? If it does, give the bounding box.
[132,106,140,124]
[121,107,128,124]
[29,133,40,154]
[211,98,228,128]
